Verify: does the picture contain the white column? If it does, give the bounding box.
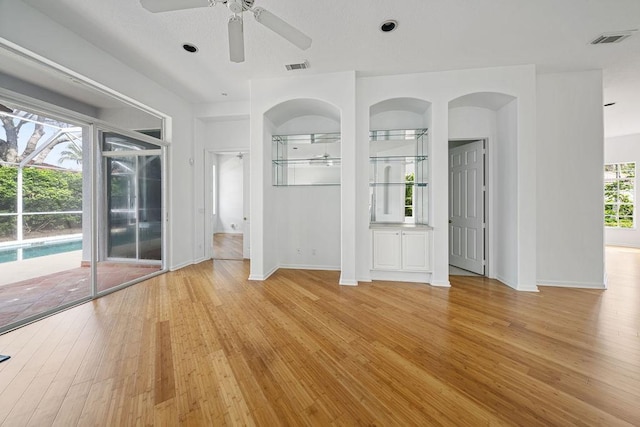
[430,101,451,287]
[16,167,23,242]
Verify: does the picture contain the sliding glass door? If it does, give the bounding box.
[106,155,161,260]
[0,95,166,334]
[97,131,165,294]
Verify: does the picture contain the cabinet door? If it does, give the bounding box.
[401,230,430,271]
[372,230,401,270]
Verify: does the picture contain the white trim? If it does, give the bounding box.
[248,265,278,281]
[496,274,540,292]
[537,280,606,289]
[370,269,432,284]
[279,264,341,271]
[0,37,165,121]
[0,88,168,148]
[430,280,452,288]
[339,277,358,286]
[170,260,193,271]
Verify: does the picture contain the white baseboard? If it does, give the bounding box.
[430,280,451,288]
[537,280,606,289]
[248,265,278,281]
[339,274,358,286]
[278,264,341,271]
[170,260,192,271]
[495,274,539,292]
[370,270,431,284]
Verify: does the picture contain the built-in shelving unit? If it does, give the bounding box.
[272,132,341,186]
[369,128,428,225]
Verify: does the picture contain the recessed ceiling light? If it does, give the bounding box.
[604,102,616,107]
[182,43,198,53]
[380,20,398,33]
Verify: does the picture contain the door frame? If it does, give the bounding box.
[448,138,489,277]
[205,149,250,260]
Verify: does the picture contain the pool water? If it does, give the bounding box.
[0,240,82,264]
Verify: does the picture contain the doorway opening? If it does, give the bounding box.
[207,151,249,261]
[448,139,486,277]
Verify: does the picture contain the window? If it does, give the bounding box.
[405,172,414,218]
[604,162,635,228]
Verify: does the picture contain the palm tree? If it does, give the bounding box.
[58,141,82,166]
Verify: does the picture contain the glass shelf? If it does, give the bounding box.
[369,128,429,225]
[273,132,341,186]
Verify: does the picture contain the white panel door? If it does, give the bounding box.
[401,230,430,271]
[372,230,401,270]
[449,141,484,274]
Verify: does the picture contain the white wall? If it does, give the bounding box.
[273,114,341,270]
[495,100,519,286]
[536,71,605,288]
[0,71,98,117]
[97,107,162,132]
[449,106,497,278]
[276,186,341,269]
[0,0,196,271]
[217,154,244,234]
[199,118,250,152]
[357,65,538,290]
[250,72,357,284]
[604,133,640,247]
[194,117,250,261]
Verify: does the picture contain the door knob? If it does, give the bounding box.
[449,219,452,224]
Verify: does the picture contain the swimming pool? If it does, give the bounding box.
[0,240,82,264]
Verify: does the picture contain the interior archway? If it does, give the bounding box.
[448,91,518,282]
[262,98,343,275]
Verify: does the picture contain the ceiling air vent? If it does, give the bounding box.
[285,60,309,71]
[591,31,634,45]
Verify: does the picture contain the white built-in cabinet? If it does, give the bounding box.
[371,228,431,272]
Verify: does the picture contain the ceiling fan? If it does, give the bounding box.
[139,0,312,63]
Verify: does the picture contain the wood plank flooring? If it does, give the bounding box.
[0,247,639,425]
[213,233,243,260]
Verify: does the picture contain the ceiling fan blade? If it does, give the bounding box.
[228,15,245,63]
[252,7,312,50]
[139,0,211,13]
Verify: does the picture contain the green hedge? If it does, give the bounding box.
[0,166,82,238]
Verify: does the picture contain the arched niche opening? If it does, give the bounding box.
[368,97,431,225]
[262,98,342,272]
[447,91,517,282]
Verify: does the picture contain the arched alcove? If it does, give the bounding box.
[369,97,431,130]
[262,98,343,273]
[447,91,518,284]
[366,97,433,284]
[265,98,340,129]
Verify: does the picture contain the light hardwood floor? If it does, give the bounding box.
[0,247,638,425]
[213,233,244,260]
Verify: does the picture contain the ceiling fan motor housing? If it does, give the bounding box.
[225,0,254,13]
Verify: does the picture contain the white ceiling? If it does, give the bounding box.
[4,0,640,137]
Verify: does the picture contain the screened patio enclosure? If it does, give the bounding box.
[0,101,167,334]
